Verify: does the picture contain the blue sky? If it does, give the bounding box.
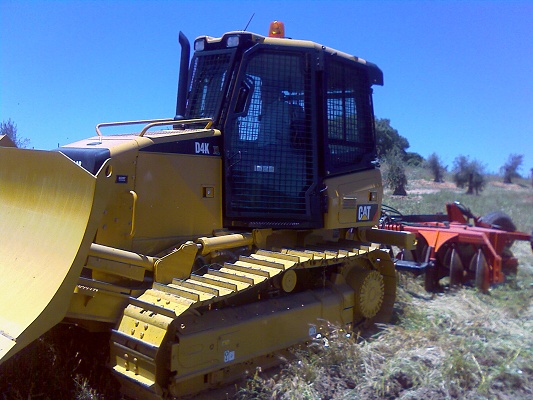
[1,0,532,174]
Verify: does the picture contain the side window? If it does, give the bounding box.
[325,58,375,173]
[186,52,233,120]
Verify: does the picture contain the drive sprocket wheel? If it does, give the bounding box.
[344,250,397,325]
[357,270,385,318]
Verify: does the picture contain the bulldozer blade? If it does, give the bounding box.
[0,147,111,364]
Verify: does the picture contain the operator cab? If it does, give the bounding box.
[184,24,383,229]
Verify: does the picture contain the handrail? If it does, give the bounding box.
[95,118,214,137]
[129,190,138,238]
[139,118,213,137]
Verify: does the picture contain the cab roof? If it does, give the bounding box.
[194,31,383,86]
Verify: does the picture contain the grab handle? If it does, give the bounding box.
[129,190,138,237]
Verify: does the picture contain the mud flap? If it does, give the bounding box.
[0,147,112,364]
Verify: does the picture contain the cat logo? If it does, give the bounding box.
[357,204,377,222]
[195,142,210,155]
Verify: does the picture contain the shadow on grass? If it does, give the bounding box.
[0,324,120,399]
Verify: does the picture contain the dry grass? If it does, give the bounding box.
[237,244,533,399]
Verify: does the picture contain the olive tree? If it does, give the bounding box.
[383,147,408,196]
[375,118,409,158]
[501,153,523,184]
[452,155,486,195]
[426,152,446,182]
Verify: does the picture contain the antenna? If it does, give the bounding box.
[243,13,255,31]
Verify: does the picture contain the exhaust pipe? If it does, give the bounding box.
[175,31,190,120]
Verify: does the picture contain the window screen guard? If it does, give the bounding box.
[224,49,316,222]
[325,58,376,174]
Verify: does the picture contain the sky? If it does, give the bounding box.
[1,0,532,174]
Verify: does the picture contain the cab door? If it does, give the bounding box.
[223,47,321,229]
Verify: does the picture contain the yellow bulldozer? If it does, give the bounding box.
[0,22,414,398]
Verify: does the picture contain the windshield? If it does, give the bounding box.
[185,50,235,123]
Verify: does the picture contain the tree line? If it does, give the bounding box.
[375,118,530,195]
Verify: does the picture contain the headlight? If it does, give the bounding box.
[194,39,205,51]
[226,35,240,48]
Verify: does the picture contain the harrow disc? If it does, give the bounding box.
[473,249,489,292]
[448,248,464,287]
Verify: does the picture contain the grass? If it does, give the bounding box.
[1,168,532,399]
[237,243,533,399]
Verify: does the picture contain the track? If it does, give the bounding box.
[110,244,396,399]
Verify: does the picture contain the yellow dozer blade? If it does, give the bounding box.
[0,147,111,364]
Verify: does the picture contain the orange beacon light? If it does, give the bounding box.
[268,21,285,38]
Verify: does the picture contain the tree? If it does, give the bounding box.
[426,152,447,182]
[501,153,523,184]
[374,118,424,166]
[452,155,486,195]
[374,118,410,158]
[405,151,425,167]
[383,147,408,196]
[0,119,29,148]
